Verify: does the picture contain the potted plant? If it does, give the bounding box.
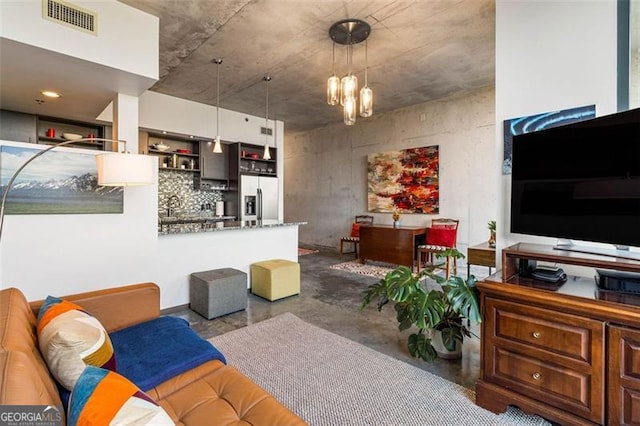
[488,220,496,248]
[360,248,481,361]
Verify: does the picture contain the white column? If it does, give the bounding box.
[113,93,140,153]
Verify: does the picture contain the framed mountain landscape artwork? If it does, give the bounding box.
[367,145,439,214]
[0,142,123,214]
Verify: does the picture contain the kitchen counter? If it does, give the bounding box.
[158,219,307,235]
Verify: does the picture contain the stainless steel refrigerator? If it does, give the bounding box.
[240,175,278,221]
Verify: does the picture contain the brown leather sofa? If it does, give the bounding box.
[0,283,306,425]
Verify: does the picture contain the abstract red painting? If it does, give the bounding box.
[367,146,439,214]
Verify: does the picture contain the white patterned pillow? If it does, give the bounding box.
[37,296,117,390]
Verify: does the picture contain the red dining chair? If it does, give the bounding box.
[339,215,374,259]
[417,218,459,277]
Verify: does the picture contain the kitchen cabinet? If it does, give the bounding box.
[0,110,37,143]
[609,325,640,425]
[229,142,277,177]
[476,243,640,426]
[199,140,228,181]
[140,131,200,172]
[37,116,106,150]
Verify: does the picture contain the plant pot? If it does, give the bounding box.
[428,329,462,360]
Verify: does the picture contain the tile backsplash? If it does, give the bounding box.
[158,170,222,216]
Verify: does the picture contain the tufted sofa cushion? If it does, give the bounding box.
[1,284,307,426]
[147,360,304,426]
[0,288,63,409]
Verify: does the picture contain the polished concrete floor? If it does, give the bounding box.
[166,248,481,390]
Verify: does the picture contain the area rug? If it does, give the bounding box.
[209,313,550,425]
[329,259,397,278]
[298,247,319,256]
[330,259,492,280]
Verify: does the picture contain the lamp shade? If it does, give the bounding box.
[213,136,222,153]
[327,74,340,105]
[343,97,357,125]
[360,85,373,117]
[340,74,358,106]
[96,153,155,186]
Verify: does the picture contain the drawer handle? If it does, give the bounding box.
[532,331,542,339]
[532,372,541,381]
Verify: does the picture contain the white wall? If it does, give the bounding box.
[157,226,298,308]
[496,0,618,257]
[0,0,158,80]
[0,140,160,301]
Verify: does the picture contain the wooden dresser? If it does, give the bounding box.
[476,243,640,425]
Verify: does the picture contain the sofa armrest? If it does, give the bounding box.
[29,283,160,332]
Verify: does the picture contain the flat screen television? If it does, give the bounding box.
[510,107,640,249]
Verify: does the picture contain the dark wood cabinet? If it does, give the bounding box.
[0,110,37,143]
[0,110,106,149]
[477,243,640,426]
[608,325,640,425]
[140,131,200,172]
[37,116,105,150]
[199,140,228,181]
[229,142,277,177]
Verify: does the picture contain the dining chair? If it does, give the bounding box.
[417,218,460,277]
[340,215,374,259]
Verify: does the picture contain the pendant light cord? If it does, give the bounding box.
[364,39,368,86]
[216,62,220,135]
[332,42,336,74]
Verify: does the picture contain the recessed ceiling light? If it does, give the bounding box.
[41,90,61,98]
[162,131,167,134]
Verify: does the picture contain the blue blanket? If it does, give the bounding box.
[110,315,226,391]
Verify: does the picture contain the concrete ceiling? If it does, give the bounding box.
[119,0,496,133]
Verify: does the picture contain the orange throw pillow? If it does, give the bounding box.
[351,223,361,238]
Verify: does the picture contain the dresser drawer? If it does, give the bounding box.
[486,297,603,363]
[491,347,593,413]
[482,296,605,424]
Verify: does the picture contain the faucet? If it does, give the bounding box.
[167,194,181,217]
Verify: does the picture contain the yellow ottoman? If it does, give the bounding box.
[250,259,300,301]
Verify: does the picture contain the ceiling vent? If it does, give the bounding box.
[260,126,273,136]
[43,0,97,35]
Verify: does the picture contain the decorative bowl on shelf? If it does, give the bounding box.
[62,133,82,140]
[176,149,192,154]
[153,143,171,151]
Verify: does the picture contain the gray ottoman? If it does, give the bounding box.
[189,268,247,319]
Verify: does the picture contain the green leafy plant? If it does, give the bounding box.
[360,248,481,361]
[488,220,496,232]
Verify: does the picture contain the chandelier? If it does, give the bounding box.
[327,19,372,125]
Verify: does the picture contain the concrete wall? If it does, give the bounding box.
[284,86,496,256]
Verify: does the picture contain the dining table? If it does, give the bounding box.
[358,224,427,269]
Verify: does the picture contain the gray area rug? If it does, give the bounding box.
[210,313,551,426]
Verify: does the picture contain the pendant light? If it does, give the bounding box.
[212,58,223,153]
[360,40,373,117]
[263,76,272,160]
[327,42,340,105]
[327,19,372,126]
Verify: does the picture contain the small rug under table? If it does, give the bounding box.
[210,312,550,426]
